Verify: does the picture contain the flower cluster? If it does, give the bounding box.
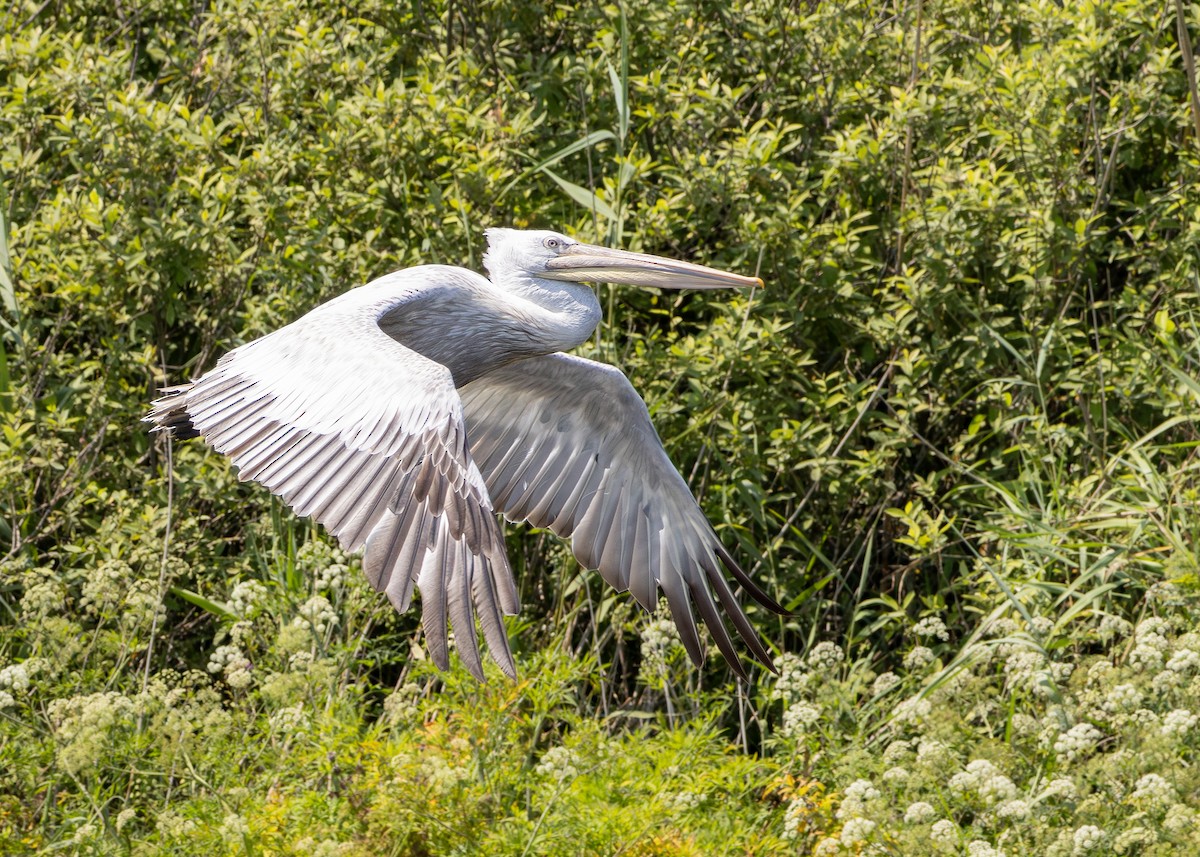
[913,616,950,641]
[293,595,337,636]
[535,745,580,782]
[807,641,843,672]
[1053,722,1103,763]
[208,644,254,689]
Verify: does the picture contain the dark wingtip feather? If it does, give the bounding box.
[714,543,789,616]
[145,386,201,440]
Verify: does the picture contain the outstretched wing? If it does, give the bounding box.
[146,285,518,679]
[459,352,783,678]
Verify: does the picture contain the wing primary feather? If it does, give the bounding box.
[660,569,704,667]
[389,500,431,612]
[702,562,776,673]
[418,525,450,671]
[448,541,484,680]
[690,583,747,681]
[629,506,659,611]
[714,542,788,614]
[472,555,517,678]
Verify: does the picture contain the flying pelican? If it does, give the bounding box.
[146,228,783,680]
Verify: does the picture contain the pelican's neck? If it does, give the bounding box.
[492,270,601,353]
[373,266,601,387]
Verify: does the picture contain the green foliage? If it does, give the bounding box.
[4,0,1200,853]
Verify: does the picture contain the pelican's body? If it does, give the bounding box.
[147,229,782,679]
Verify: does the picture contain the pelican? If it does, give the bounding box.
[146,228,783,680]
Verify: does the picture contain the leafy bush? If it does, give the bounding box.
[3,0,1200,853]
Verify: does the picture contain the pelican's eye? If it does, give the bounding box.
[543,236,564,251]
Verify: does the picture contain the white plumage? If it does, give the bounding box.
[147,228,782,680]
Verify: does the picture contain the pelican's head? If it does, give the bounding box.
[483,228,762,291]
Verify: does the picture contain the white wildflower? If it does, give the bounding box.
[812,838,840,855]
[948,759,999,794]
[1161,709,1198,738]
[268,704,307,736]
[0,664,29,693]
[0,691,13,709]
[782,798,810,840]
[782,702,821,737]
[883,740,912,765]
[916,739,954,767]
[904,801,937,823]
[1129,644,1165,673]
[807,641,843,671]
[1039,777,1078,803]
[1164,803,1197,834]
[535,745,579,781]
[20,568,65,618]
[1053,723,1103,762]
[1003,650,1048,690]
[913,616,950,641]
[228,580,268,618]
[882,766,910,786]
[1029,616,1054,637]
[1072,825,1106,854]
[893,695,932,725]
[207,644,253,689]
[1105,683,1141,713]
[315,561,347,592]
[663,791,702,812]
[872,671,901,695]
[46,692,137,774]
[420,754,469,793]
[773,652,808,702]
[1097,614,1131,643]
[1010,713,1039,738]
[985,617,1020,638]
[1147,581,1186,606]
[115,808,137,831]
[930,818,958,849]
[1086,660,1114,684]
[1136,616,1171,639]
[995,799,1030,821]
[80,560,133,616]
[837,779,881,819]
[1166,648,1200,674]
[839,816,876,844]
[980,774,1018,805]
[967,841,1004,857]
[904,646,935,671]
[155,811,196,838]
[1127,708,1160,727]
[219,813,249,843]
[293,595,336,635]
[640,613,682,676]
[1130,773,1176,808]
[1152,669,1182,692]
[1050,661,1074,684]
[1112,827,1155,852]
[383,683,423,724]
[289,651,315,673]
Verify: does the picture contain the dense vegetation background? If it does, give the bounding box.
[4,0,1200,853]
